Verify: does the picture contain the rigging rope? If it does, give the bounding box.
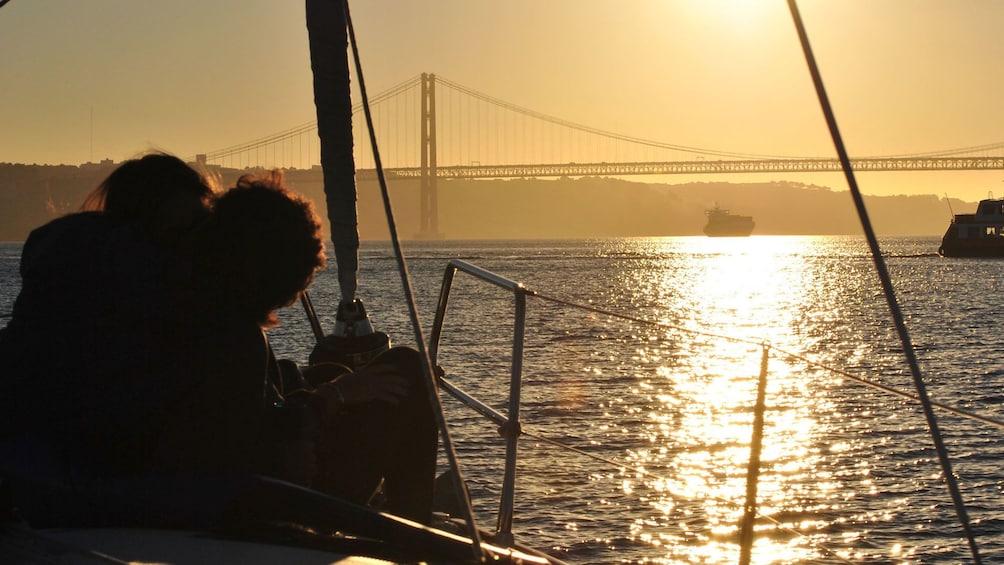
[428,251,999,563]
[489,286,999,563]
[532,283,1004,431]
[436,278,994,562]
[787,1,981,562]
[340,2,483,560]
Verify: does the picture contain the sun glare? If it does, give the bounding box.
[679,0,787,45]
[620,236,835,562]
[716,0,774,27]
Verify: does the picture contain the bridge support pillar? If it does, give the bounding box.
[419,73,443,239]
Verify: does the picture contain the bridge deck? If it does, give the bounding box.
[369,156,1004,180]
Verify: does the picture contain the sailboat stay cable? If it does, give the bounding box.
[340,1,484,559]
[786,1,982,563]
[530,291,1004,430]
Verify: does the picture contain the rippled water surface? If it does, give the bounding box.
[3,236,1003,564]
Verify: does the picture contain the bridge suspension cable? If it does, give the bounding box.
[198,75,425,167]
[195,73,1004,173]
[433,75,805,161]
[874,140,1004,159]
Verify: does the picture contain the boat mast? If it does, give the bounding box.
[306,0,357,308]
[306,0,392,365]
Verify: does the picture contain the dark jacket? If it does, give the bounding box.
[0,213,112,443]
[0,212,201,472]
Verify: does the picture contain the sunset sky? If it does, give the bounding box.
[3,1,1004,201]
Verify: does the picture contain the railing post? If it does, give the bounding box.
[495,289,527,544]
[739,343,770,565]
[428,262,459,365]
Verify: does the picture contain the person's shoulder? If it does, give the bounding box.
[31,211,105,232]
[25,212,108,246]
[21,212,110,267]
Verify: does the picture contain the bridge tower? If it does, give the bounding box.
[418,73,442,238]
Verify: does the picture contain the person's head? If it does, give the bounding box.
[83,152,216,240]
[203,170,326,327]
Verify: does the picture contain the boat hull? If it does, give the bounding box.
[938,235,1004,257]
[703,217,755,237]
[938,198,1004,257]
[703,224,755,237]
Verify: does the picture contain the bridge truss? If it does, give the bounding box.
[376,156,1004,180]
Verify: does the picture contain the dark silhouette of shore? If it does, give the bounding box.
[0,162,962,241]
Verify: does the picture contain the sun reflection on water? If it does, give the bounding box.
[616,236,850,563]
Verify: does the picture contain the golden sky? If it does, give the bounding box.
[3,0,1004,201]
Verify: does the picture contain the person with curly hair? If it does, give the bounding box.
[151,171,329,481]
[154,171,438,524]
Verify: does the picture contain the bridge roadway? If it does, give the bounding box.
[359,155,1004,180]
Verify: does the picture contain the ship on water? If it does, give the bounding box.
[938,196,1004,257]
[703,204,755,237]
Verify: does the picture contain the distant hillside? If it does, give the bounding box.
[0,163,961,241]
[350,177,958,240]
[0,162,119,242]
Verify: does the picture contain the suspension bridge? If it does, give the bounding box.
[194,73,1004,236]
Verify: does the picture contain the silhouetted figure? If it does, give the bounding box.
[0,153,216,525]
[0,153,214,459]
[153,171,438,523]
[1,167,438,531]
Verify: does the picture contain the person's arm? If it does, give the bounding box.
[311,347,424,414]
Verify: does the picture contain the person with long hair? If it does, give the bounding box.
[0,152,215,441]
[0,152,218,525]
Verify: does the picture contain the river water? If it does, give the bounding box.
[2,235,1003,564]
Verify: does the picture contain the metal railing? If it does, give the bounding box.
[427,259,535,545]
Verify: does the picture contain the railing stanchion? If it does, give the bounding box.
[739,343,770,565]
[429,263,459,365]
[495,289,527,543]
[300,291,325,343]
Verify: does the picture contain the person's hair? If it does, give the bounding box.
[82,152,216,234]
[205,170,326,327]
